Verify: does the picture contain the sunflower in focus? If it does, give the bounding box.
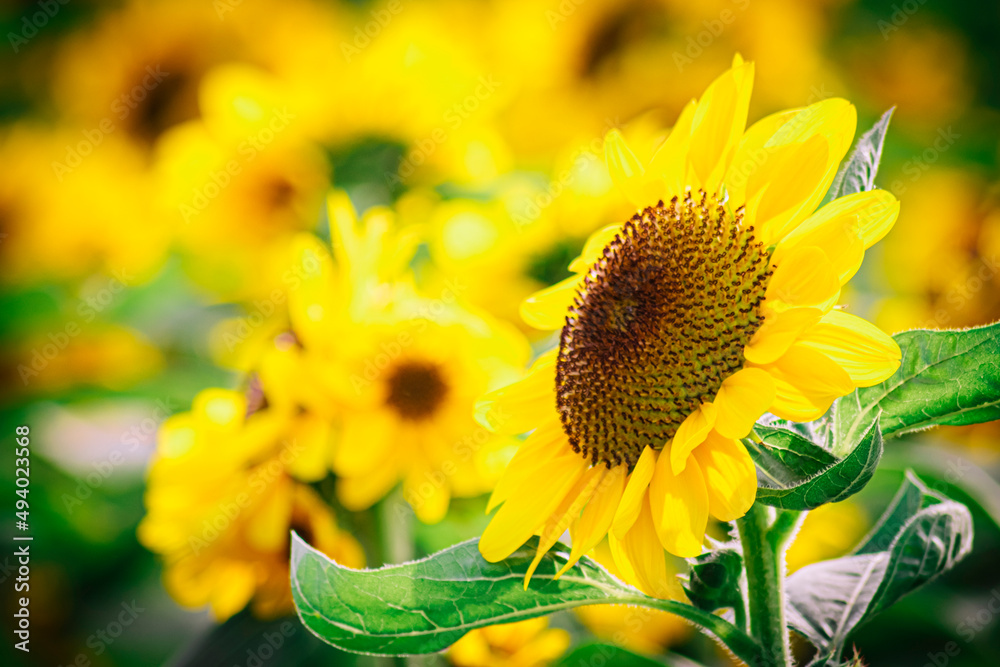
[139,388,364,620]
[476,56,901,597]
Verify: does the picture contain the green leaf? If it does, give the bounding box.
[290,535,762,663]
[683,548,745,615]
[555,643,666,667]
[834,323,1000,451]
[785,472,974,666]
[748,416,882,511]
[821,107,894,206]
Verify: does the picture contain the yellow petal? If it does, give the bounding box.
[524,466,606,586]
[246,477,293,552]
[713,368,776,439]
[336,459,399,511]
[648,99,697,196]
[688,58,755,193]
[670,402,717,475]
[693,432,757,522]
[332,412,397,476]
[611,446,657,538]
[404,461,451,525]
[725,108,800,203]
[765,245,841,312]
[756,343,855,421]
[775,190,899,285]
[486,417,567,513]
[752,135,830,246]
[557,465,626,577]
[476,350,558,435]
[743,307,824,365]
[520,275,582,330]
[286,413,332,482]
[613,496,678,598]
[796,310,901,386]
[650,451,709,558]
[479,444,588,563]
[568,224,621,273]
[604,129,649,208]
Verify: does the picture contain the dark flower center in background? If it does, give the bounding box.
[386,361,449,421]
[556,191,772,469]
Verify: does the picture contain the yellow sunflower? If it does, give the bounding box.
[139,388,364,620]
[448,617,570,667]
[476,56,902,597]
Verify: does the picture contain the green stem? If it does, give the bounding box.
[737,503,800,667]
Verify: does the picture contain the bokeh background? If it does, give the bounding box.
[2,0,1000,665]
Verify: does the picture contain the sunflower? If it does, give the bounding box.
[476,56,902,597]
[448,617,570,667]
[250,193,531,524]
[139,388,363,620]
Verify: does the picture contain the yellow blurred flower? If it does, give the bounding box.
[786,501,869,574]
[448,617,570,667]
[139,388,364,620]
[476,57,901,597]
[0,124,169,285]
[4,323,162,399]
[259,194,531,523]
[877,168,1000,334]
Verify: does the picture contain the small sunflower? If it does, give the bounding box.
[139,388,363,620]
[260,193,530,524]
[476,56,902,597]
[448,617,570,667]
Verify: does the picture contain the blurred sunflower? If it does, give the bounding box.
[448,617,570,667]
[785,500,868,574]
[246,193,530,523]
[476,57,901,596]
[139,388,363,620]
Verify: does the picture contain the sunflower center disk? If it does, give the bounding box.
[556,191,773,469]
[386,361,449,420]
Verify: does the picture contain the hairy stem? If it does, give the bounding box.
[737,503,801,667]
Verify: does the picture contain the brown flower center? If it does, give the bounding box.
[555,191,772,469]
[386,361,449,421]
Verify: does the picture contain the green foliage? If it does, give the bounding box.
[290,535,763,663]
[834,323,1000,453]
[749,416,882,510]
[683,547,745,616]
[554,643,667,667]
[785,472,973,666]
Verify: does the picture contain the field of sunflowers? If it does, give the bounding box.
[2,1,1000,666]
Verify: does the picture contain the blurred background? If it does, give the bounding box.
[1,0,1000,665]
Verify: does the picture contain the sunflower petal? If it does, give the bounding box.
[650,451,709,558]
[557,465,626,577]
[520,276,582,330]
[605,129,648,208]
[670,402,717,475]
[757,343,855,421]
[688,56,755,193]
[744,307,824,365]
[476,350,558,435]
[766,245,841,312]
[611,446,656,538]
[713,368,776,439]
[796,310,901,386]
[693,432,757,521]
[612,496,681,598]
